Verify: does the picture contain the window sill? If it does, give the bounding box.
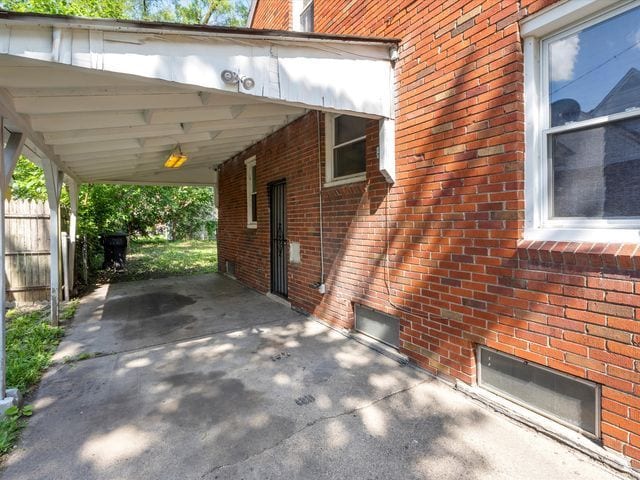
[247,223,257,229]
[324,174,366,188]
[517,239,640,271]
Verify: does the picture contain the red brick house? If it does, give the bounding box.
[217,0,640,472]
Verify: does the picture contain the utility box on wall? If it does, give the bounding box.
[289,241,301,264]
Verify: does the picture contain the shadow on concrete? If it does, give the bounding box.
[0,274,619,480]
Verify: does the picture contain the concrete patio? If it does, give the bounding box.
[0,274,625,479]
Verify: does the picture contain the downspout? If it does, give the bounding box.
[317,110,326,293]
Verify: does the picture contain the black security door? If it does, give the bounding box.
[269,180,287,297]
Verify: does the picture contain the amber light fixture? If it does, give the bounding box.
[164,146,188,169]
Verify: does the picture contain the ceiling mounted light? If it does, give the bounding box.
[164,146,188,169]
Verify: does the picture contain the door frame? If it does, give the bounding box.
[269,179,288,298]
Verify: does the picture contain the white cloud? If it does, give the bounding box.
[550,35,580,82]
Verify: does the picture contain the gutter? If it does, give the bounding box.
[0,9,399,46]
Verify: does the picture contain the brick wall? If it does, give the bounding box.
[231,0,640,468]
[250,0,291,30]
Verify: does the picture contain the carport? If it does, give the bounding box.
[0,10,397,402]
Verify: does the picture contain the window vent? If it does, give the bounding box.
[225,260,236,277]
[354,304,399,348]
[478,346,600,437]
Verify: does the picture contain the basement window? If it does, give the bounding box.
[478,346,600,438]
[354,304,400,349]
[245,156,257,228]
[325,114,367,186]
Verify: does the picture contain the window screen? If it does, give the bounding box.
[551,117,640,218]
[479,347,599,436]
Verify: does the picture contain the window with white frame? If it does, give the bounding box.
[523,1,640,242]
[300,0,314,32]
[292,0,313,32]
[245,157,257,228]
[325,114,367,185]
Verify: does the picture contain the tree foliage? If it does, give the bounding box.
[0,0,250,25]
[10,158,215,240]
[1,0,130,18]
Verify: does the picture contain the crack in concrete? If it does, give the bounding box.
[201,377,431,478]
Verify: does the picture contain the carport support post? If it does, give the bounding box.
[43,159,63,327]
[67,178,79,296]
[0,117,24,402]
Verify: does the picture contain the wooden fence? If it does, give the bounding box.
[5,200,50,304]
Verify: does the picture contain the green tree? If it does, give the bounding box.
[0,0,131,18]
[10,157,47,202]
[0,0,250,25]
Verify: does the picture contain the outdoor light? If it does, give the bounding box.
[221,70,255,90]
[164,146,188,169]
[241,76,255,90]
[221,70,239,85]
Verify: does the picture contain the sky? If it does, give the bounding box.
[549,4,640,114]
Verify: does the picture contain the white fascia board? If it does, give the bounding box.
[0,22,394,119]
[520,0,635,37]
[247,0,259,27]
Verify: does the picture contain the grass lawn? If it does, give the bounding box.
[98,238,218,283]
[0,302,78,454]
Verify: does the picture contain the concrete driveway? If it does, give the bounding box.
[0,274,624,479]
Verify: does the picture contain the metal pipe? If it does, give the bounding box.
[317,111,325,285]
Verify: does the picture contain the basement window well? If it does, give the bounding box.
[478,346,600,438]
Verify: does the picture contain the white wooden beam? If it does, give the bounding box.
[187,115,292,133]
[2,130,24,190]
[67,177,79,296]
[43,123,184,146]
[42,158,63,326]
[9,86,183,97]
[13,93,204,114]
[0,116,22,401]
[30,110,147,132]
[0,88,79,181]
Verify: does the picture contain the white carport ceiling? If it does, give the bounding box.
[0,11,397,186]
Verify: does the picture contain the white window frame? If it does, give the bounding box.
[325,113,367,187]
[245,156,257,229]
[292,0,313,32]
[522,0,640,243]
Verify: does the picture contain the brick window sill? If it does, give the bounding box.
[517,240,640,271]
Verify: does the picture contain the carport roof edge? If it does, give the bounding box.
[0,10,397,185]
[0,9,400,45]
